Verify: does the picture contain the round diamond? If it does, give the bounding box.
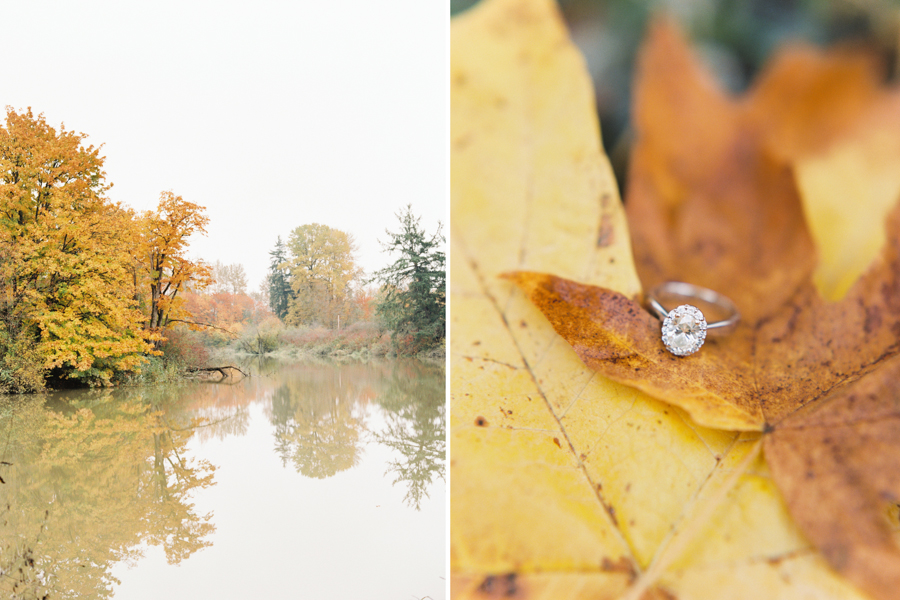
[661,304,707,356]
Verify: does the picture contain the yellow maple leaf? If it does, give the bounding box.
[450,0,892,598]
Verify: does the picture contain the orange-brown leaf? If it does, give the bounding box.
[765,355,900,600]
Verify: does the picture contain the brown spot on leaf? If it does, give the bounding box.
[475,416,488,427]
[600,555,636,580]
[643,587,679,600]
[477,573,519,597]
[596,213,615,247]
[454,132,474,151]
[866,305,884,334]
[552,437,561,448]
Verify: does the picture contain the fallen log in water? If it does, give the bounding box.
[186,365,249,381]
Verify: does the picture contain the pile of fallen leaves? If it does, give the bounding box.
[451,0,900,599]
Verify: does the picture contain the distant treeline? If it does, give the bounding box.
[264,208,445,355]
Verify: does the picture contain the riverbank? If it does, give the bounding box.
[2,325,444,394]
[226,321,445,362]
[211,341,445,365]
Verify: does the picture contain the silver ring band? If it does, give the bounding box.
[646,282,739,356]
[647,282,740,329]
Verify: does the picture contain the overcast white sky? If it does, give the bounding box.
[1,0,447,292]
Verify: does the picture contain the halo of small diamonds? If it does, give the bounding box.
[661,304,707,356]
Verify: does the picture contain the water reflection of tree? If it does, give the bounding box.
[191,405,251,442]
[181,358,280,444]
[145,425,216,564]
[270,372,366,479]
[372,361,445,510]
[265,360,446,507]
[0,387,217,599]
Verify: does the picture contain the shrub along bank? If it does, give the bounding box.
[228,320,443,359]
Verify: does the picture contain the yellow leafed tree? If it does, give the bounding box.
[0,108,152,388]
[137,191,213,334]
[285,223,363,329]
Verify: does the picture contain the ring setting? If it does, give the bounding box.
[647,282,739,357]
[660,304,707,356]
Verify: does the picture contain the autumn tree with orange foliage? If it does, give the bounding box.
[136,192,212,334]
[0,108,152,389]
[176,260,274,349]
[181,287,256,336]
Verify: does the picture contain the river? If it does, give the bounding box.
[0,357,446,600]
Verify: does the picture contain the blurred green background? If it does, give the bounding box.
[451,0,900,193]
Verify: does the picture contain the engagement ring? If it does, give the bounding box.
[646,282,739,357]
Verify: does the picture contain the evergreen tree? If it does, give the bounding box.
[372,206,445,353]
[267,236,291,320]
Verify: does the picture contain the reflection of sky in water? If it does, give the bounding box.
[110,363,445,600]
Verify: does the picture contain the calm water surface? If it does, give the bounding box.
[0,358,445,600]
